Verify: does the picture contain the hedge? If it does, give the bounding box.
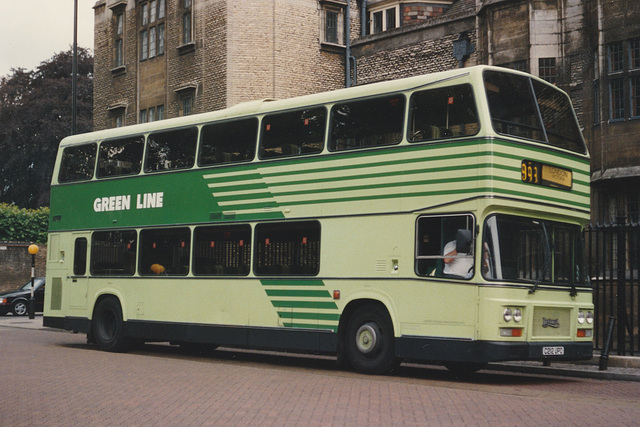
[0,203,49,244]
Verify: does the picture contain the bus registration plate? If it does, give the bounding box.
[542,346,565,356]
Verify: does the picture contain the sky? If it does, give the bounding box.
[0,0,95,78]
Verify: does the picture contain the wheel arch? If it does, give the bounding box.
[337,296,399,356]
[90,290,127,321]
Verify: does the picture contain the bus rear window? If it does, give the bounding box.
[408,84,479,142]
[97,136,144,178]
[259,107,325,158]
[59,143,97,183]
[145,127,198,172]
[330,95,405,151]
[199,118,257,166]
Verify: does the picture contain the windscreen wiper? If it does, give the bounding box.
[530,223,552,294]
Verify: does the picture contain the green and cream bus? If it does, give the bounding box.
[44,65,593,374]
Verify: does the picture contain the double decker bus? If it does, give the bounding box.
[44,66,593,374]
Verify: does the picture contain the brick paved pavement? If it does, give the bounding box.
[2,317,640,426]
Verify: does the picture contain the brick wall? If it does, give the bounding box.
[0,243,47,292]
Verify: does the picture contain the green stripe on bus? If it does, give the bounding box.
[265,289,332,298]
[261,279,326,287]
[281,322,338,332]
[270,300,339,309]
[277,312,341,321]
[220,185,590,211]
[213,173,590,202]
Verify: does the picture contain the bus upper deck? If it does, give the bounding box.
[49,65,589,234]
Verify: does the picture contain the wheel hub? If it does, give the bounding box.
[356,323,379,354]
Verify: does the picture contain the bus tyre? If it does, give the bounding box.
[92,296,130,352]
[345,305,396,375]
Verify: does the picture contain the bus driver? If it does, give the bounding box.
[443,240,473,278]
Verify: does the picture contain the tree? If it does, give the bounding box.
[0,48,93,208]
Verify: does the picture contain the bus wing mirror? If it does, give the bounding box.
[456,229,472,254]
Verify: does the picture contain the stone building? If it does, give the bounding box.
[583,0,640,224]
[92,0,355,130]
[91,0,640,223]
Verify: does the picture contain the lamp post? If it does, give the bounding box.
[28,244,39,319]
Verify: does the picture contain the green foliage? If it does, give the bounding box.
[0,48,93,208]
[0,203,49,244]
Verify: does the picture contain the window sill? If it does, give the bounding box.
[320,42,345,54]
[177,42,196,55]
[111,65,126,75]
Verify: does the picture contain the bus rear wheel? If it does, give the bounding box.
[345,304,396,375]
[92,296,130,352]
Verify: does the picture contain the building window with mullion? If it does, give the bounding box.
[139,0,165,61]
[631,75,640,119]
[114,12,124,68]
[183,0,193,45]
[610,78,625,121]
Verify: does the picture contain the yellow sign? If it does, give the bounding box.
[521,160,572,190]
[542,164,572,189]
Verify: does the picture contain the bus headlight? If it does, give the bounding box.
[578,311,585,324]
[586,311,594,324]
[513,308,522,323]
[503,308,512,322]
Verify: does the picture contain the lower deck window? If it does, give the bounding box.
[90,230,137,276]
[193,225,251,275]
[254,221,321,275]
[139,227,191,275]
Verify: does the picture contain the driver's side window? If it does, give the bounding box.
[415,214,475,279]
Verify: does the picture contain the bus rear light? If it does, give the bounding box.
[577,329,593,338]
[500,328,523,337]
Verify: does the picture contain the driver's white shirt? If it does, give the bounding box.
[443,240,473,278]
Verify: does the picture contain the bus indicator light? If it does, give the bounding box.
[333,290,340,300]
[500,328,523,337]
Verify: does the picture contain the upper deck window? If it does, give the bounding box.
[97,136,144,178]
[484,70,586,154]
[59,143,97,183]
[330,95,405,151]
[199,118,257,166]
[259,107,325,158]
[145,127,198,172]
[408,84,479,142]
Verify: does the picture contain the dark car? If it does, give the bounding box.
[0,278,45,316]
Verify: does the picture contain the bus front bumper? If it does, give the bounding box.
[396,336,593,364]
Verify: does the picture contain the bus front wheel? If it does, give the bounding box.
[345,304,396,375]
[92,296,130,352]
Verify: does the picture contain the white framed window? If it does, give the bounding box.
[369,5,399,35]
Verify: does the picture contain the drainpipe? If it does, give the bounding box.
[345,3,352,87]
[361,0,367,36]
